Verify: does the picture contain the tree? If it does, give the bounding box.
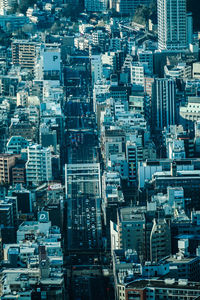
[13,28,29,39]
[133,1,157,26]
[8,2,19,14]
[133,5,150,26]
[149,0,157,23]
[22,23,36,34]
[0,27,12,47]
[17,0,37,14]
[6,22,12,33]
[61,4,82,21]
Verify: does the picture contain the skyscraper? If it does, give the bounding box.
[84,0,108,12]
[152,78,176,131]
[110,0,151,15]
[158,0,187,51]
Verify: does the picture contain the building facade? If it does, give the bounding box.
[85,0,108,12]
[153,78,176,131]
[158,0,187,51]
[26,144,52,186]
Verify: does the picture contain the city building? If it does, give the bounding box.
[0,0,199,298]
[150,218,171,262]
[0,14,28,30]
[126,142,138,184]
[85,0,108,12]
[157,0,187,51]
[0,154,17,184]
[35,43,61,81]
[117,207,146,261]
[12,40,40,70]
[0,0,17,14]
[26,144,52,186]
[152,78,176,131]
[111,0,151,15]
[118,279,200,300]
[6,136,29,155]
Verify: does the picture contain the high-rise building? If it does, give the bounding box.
[11,160,26,185]
[0,197,18,244]
[150,218,171,262]
[90,54,103,86]
[0,154,16,184]
[130,63,145,88]
[126,142,138,184]
[85,0,108,12]
[110,0,151,15]
[12,40,39,70]
[26,144,52,186]
[0,0,17,14]
[158,0,187,51]
[152,78,176,131]
[117,207,146,261]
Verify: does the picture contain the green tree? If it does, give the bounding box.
[61,4,82,21]
[22,23,36,34]
[8,2,19,14]
[13,28,29,39]
[17,0,37,14]
[6,22,12,33]
[133,5,150,26]
[0,27,11,46]
[133,1,157,26]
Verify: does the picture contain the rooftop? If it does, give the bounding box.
[125,279,200,290]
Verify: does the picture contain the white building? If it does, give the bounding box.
[167,139,186,159]
[180,97,200,123]
[102,52,116,72]
[91,54,103,86]
[93,79,110,112]
[0,0,17,14]
[74,37,89,50]
[193,62,200,79]
[26,144,52,186]
[164,63,191,79]
[129,94,144,115]
[17,90,29,107]
[35,44,61,81]
[130,63,144,88]
[158,0,187,51]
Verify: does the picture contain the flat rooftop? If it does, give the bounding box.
[126,279,200,290]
